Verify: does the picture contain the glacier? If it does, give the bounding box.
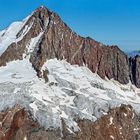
[0,57,140,132]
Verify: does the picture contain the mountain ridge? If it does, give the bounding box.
[0,6,140,87]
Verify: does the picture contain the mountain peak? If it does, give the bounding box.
[36,5,48,10]
[0,6,140,88]
[40,5,45,9]
[34,5,51,14]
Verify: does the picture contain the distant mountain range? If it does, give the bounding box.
[127,50,140,57]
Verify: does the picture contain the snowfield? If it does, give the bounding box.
[0,15,30,56]
[0,58,140,132]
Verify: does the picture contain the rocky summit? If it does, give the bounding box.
[0,6,140,140]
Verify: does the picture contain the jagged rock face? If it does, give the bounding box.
[0,105,140,140]
[135,56,140,88]
[30,7,130,84]
[0,105,62,140]
[92,46,129,84]
[130,56,140,88]
[77,104,140,140]
[0,6,133,86]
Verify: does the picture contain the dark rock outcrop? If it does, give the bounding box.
[130,55,140,88]
[0,6,139,87]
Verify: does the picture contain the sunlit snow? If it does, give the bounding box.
[0,58,140,132]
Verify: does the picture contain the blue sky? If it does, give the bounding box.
[0,0,140,51]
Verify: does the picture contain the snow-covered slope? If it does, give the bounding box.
[0,58,140,132]
[0,16,30,56]
[0,22,22,55]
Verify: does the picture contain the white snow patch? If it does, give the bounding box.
[0,122,2,127]
[67,127,75,134]
[132,113,135,119]
[110,135,114,139]
[134,128,140,131]
[30,101,38,115]
[119,127,122,130]
[109,117,113,125]
[60,111,68,119]
[23,32,44,58]
[23,136,27,140]
[124,113,127,117]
